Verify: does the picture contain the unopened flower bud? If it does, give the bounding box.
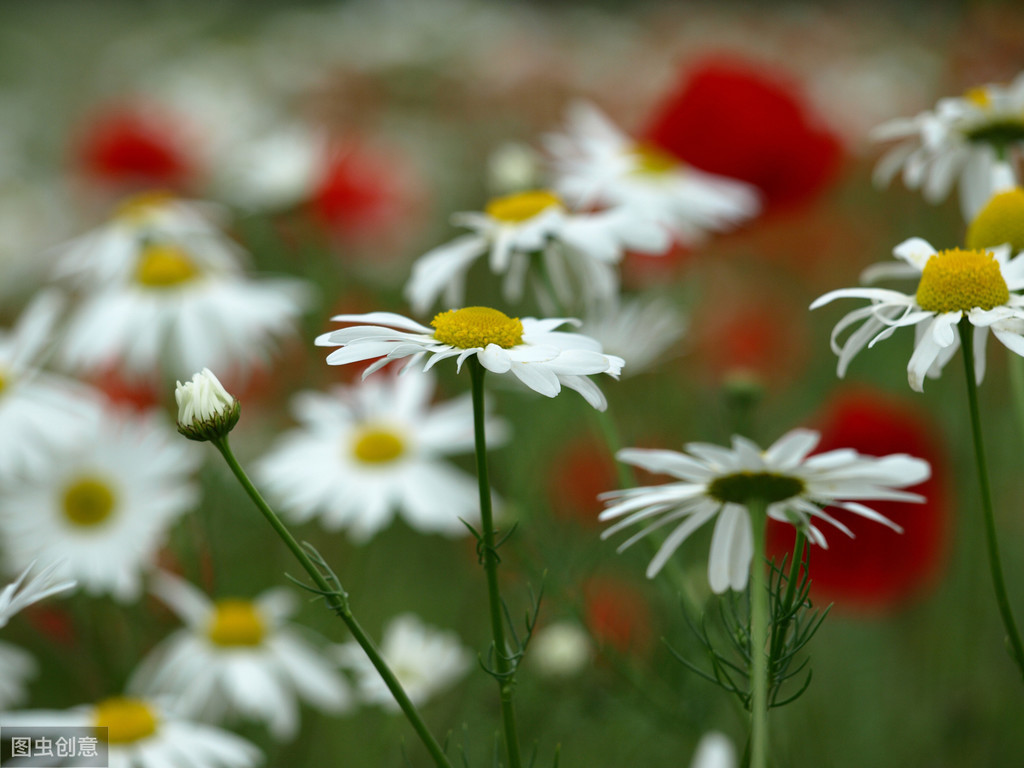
[175,368,239,442]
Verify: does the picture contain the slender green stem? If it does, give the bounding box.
[748,497,770,768]
[211,436,455,768]
[1008,354,1024,444]
[467,359,523,768]
[958,323,1024,680]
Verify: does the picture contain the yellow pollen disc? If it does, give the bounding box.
[631,143,681,175]
[0,368,8,396]
[114,190,175,222]
[484,190,563,223]
[135,243,200,287]
[92,697,159,744]
[964,86,992,109]
[431,306,524,349]
[966,188,1024,253]
[62,476,116,527]
[207,600,266,647]
[915,248,1010,314]
[352,426,405,464]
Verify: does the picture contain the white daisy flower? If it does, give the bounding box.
[0,290,102,482]
[175,368,240,442]
[0,560,76,629]
[0,641,35,709]
[581,296,687,376]
[336,613,471,710]
[811,237,1024,391]
[404,189,670,314]
[600,429,930,592]
[872,74,1024,220]
[130,573,351,741]
[0,407,201,602]
[53,193,310,382]
[0,695,260,768]
[543,101,760,244]
[315,307,625,411]
[255,370,499,542]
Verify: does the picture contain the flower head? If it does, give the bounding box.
[812,237,1024,391]
[336,613,471,710]
[404,188,670,313]
[131,573,351,740]
[600,429,930,593]
[315,307,624,410]
[872,73,1024,219]
[255,370,502,541]
[544,102,759,243]
[175,368,240,442]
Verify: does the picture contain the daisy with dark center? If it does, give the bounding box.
[404,188,670,314]
[811,237,1024,391]
[316,306,624,410]
[872,73,1024,219]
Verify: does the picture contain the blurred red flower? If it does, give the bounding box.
[643,56,843,211]
[582,575,655,657]
[547,437,618,528]
[74,103,196,193]
[767,388,949,611]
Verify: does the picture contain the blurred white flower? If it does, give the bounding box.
[581,296,686,376]
[601,429,929,591]
[0,695,260,768]
[544,102,760,244]
[404,189,669,314]
[337,613,471,709]
[690,733,737,768]
[131,572,351,741]
[872,73,1024,220]
[0,641,35,709]
[0,290,102,482]
[53,192,310,382]
[0,560,75,629]
[529,620,592,678]
[317,307,624,410]
[256,370,498,542]
[0,406,200,602]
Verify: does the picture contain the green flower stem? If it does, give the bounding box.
[210,436,454,768]
[748,497,770,768]
[958,323,1024,680]
[1008,353,1024,444]
[467,359,523,768]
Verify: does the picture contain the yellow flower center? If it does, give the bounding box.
[92,697,159,744]
[62,476,117,527]
[915,248,1010,314]
[114,190,175,222]
[965,86,992,109]
[966,188,1024,253]
[0,368,8,396]
[707,472,805,505]
[484,190,563,223]
[631,143,681,176]
[207,599,266,647]
[431,306,524,349]
[352,426,406,464]
[135,243,200,288]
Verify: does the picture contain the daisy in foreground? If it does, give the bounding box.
[599,429,930,592]
[811,237,1024,391]
[131,572,351,740]
[315,307,624,410]
[0,695,260,768]
[256,370,501,542]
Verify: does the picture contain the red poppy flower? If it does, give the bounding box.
[547,437,618,528]
[643,56,843,211]
[766,388,948,611]
[75,103,196,193]
[582,575,655,657]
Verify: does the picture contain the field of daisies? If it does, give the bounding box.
[3,2,1024,767]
